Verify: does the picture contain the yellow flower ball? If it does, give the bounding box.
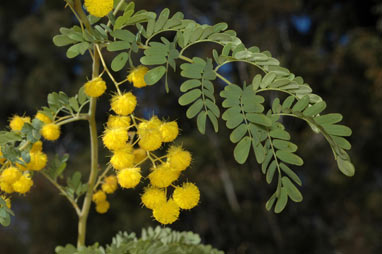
[110,92,137,116]
[102,175,118,194]
[84,0,114,18]
[92,190,107,203]
[173,183,200,210]
[13,174,33,194]
[102,128,128,151]
[28,151,48,171]
[133,148,147,164]
[41,123,61,141]
[167,146,192,171]
[0,167,21,184]
[160,121,179,142]
[0,196,11,209]
[152,199,180,225]
[107,115,131,129]
[127,66,149,88]
[138,131,162,151]
[84,77,107,97]
[110,146,135,170]
[35,112,52,124]
[139,116,162,132]
[31,141,43,152]
[117,168,141,189]
[95,200,110,214]
[148,163,180,188]
[141,186,166,210]
[0,182,14,194]
[9,115,31,131]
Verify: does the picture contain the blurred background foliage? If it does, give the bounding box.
[0,0,381,253]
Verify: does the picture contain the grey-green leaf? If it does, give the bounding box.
[234,136,251,164]
[178,89,202,106]
[276,150,303,166]
[274,187,288,213]
[303,101,327,117]
[144,66,166,85]
[282,176,303,202]
[322,124,352,137]
[337,158,355,177]
[186,99,203,119]
[197,111,207,134]
[111,52,129,72]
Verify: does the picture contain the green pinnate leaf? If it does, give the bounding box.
[266,160,277,184]
[230,124,247,143]
[282,176,303,202]
[337,158,355,177]
[186,99,203,119]
[322,124,352,137]
[180,80,201,92]
[178,89,202,106]
[292,95,310,112]
[111,52,129,72]
[144,66,166,85]
[234,136,251,164]
[303,101,327,117]
[279,163,302,186]
[276,150,303,166]
[274,187,288,213]
[314,113,343,125]
[197,111,207,134]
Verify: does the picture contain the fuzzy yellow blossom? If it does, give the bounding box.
[102,128,128,151]
[160,121,179,142]
[167,146,192,171]
[0,167,21,184]
[95,200,110,214]
[137,117,163,151]
[0,182,14,194]
[84,77,107,97]
[110,92,137,116]
[9,115,31,131]
[84,0,114,18]
[31,141,43,152]
[148,163,180,188]
[0,147,5,164]
[41,123,60,141]
[27,151,48,171]
[107,115,131,129]
[173,183,200,210]
[102,175,118,194]
[141,187,166,210]
[110,145,135,170]
[0,196,11,209]
[13,174,33,194]
[133,148,147,164]
[138,132,162,151]
[117,168,141,189]
[92,190,107,203]
[127,66,149,88]
[152,199,180,225]
[35,112,52,124]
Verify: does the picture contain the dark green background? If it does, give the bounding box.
[0,0,381,253]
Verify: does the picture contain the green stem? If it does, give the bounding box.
[41,172,81,215]
[77,46,100,248]
[56,114,89,126]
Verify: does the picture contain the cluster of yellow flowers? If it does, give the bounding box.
[90,66,200,224]
[0,111,57,205]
